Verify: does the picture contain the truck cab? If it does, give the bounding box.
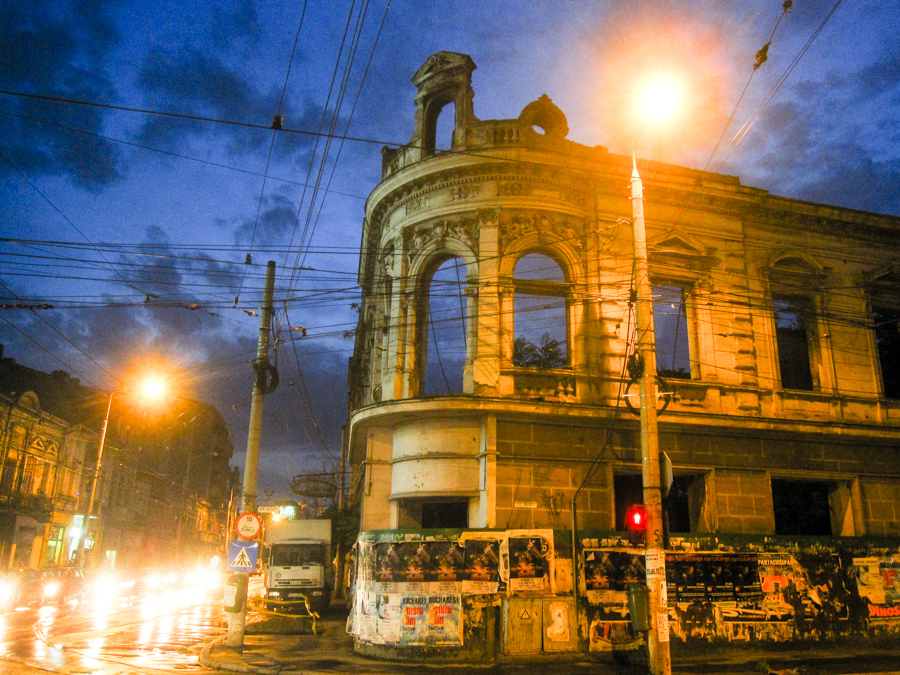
[263,520,332,614]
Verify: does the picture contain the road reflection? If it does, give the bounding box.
[0,571,228,674]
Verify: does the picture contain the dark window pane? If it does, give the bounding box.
[771,479,832,536]
[665,475,695,533]
[653,284,691,379]
[773,296,814,391]
[270,543,325,566]
[873,307,900,399]
[421,501,469,529]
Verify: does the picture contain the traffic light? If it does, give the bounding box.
[625,504,649,545]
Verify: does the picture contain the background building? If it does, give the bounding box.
[0,348,237,570]
[344,53,900,658]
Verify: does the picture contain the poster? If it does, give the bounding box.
[461,539,501,594]
[546,601,570,642]
[666,553,762,603]
[583,550,645,595]
[427,594,462,645]
[374,541,463,583]
[399,595,428,645]
[854,557,900,624]
[508,536,548,592]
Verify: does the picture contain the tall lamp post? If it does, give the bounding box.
[72,375,169,570]
[628,74,681,675]
[630,151,671,675]
[72,391,114,570]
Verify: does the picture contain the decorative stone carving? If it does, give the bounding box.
[513,371,577,401]
[380,241,395,277]
[403,217,480,256]
[499,212,589,251]
[498,182,532,197]
[449,184,480,201]
[406,196,427,214]
[518,94,569,139]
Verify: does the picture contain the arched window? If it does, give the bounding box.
[434,101,456,153]
[512,253,568,369]
[423,257,468,395]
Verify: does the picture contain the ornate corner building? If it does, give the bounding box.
[345,53,900,658]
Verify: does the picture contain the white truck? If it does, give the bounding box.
[263,519,332,614]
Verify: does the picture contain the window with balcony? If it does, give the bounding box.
[512,253,568,369]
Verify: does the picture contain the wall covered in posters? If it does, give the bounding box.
[350,530,553,648]
[348,530,900,656]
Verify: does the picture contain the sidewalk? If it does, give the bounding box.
[200,606,900,675]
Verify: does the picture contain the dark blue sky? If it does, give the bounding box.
[2,0,898,500]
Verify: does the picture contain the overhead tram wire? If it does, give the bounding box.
[279,0,371,294]
[711,0,845,173]
[234,0,309,306]
[287,0,391,285]
[0,280,120,385]
[275,0,383,462]
[702,0,794,173]
[0,108,367,202]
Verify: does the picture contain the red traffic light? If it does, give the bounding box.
[625,505,649,531]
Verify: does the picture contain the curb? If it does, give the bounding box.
[199,636,280,675]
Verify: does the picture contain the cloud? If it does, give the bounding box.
[0,2,123,188]
[135,45,324,162]
[731,46,900,217]
[211,0,262,53]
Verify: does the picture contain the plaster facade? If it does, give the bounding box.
[345,52,900,659]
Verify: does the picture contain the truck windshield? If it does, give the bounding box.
[270,544,324,566]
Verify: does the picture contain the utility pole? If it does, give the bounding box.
[630,154,671,675]
[73,390,114,570]
[227,260,276,648]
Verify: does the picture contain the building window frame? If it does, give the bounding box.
[866,265,900,400]
[651,280,700,381]
[511,252,570,371]
[770,475,860,537]
[763,254,831,393]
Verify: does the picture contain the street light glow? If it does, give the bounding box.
[139,375,167,402]
[635,74,683,127]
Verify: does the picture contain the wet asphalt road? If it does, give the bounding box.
[0,574,236,675]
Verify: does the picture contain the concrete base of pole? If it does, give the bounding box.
[226,610,246,647]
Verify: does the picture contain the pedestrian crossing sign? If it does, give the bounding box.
[227,540,259,571]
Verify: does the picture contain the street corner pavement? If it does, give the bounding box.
[199,610,408,675]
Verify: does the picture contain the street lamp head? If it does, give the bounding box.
[138,374,168,403]
[634,73,683,129]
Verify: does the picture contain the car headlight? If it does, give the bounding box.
[0,581,15,602]
[44,581,61,597]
